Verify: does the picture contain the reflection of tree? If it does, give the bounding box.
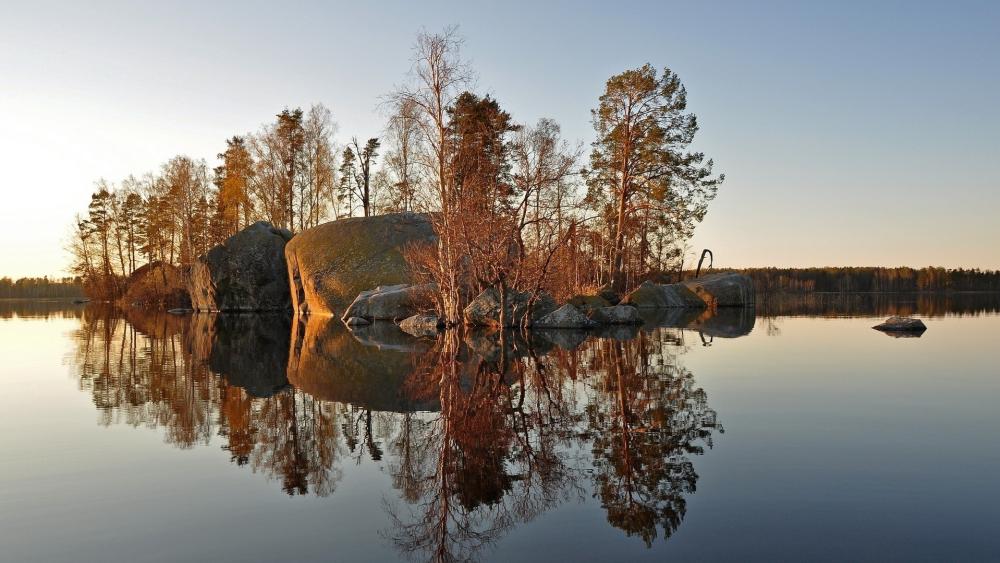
[584,331,722,546]
[385,330,583,563]
[70,308,345,496]
[68,309,724,558]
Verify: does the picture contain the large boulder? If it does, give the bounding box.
[121,261,190,308]
[463,286,557,328]
[533,304,597,329]
[342,283,437,322]
[620,280,707,309]
[284,213,436,317]
[188,222,293,312]
[681,272,755,308]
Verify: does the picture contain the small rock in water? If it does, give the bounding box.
[167,308,193,315]
[873,316,927,332]
[344,316,371,326]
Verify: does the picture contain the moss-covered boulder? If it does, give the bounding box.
[285,213,436,317]
[120,261,190,308]
[188,222,293,312]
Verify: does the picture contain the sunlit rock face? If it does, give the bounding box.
[188,222,293,312]
[120,261,190,308]
[284,213,436,317]
[286,315,437,412]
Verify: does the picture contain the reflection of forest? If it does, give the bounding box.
[757,292,1000,318]
[69,307,724,559]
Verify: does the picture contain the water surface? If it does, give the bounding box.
[1,295,998,562]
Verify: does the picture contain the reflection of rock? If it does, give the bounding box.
[285,213,436,317]
[464,287,557,327]
[189,222,293,312]
[640,307,755,337]
[121,261,190,308]
[287,316,436,411]
[873,316,927,334]
[621,281,706,309]
[535,329,590,350]
[188,314,291,397]
[681,272,755,308]
[592,324,641,341]
[123,307,189,339]
[342,283,437,321]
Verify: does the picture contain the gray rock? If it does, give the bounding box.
[681,272,755,308]
[533,304,597,329]
[873,316,927,332]
[587,304,643,325]
[620,280,707,308]
[463,287,557,328]
[188,222,293,312]
[344,316,371,326]
[398,313,442,338]
[284,213,437,316]
[342,283,438,322]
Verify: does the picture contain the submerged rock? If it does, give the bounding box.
[873,316,927,333]
[681,272,755,308]
[121,261,190,308]
[188,222,293,312]
[342,283,437,322]
[285,212,436,317]
[463,287,557,328]
[398,313,442,338]
[621,280,706,308]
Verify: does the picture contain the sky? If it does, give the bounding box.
[1,0,998,278]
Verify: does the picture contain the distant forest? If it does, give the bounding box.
[732,267,1000,293]
[0,277,84,299]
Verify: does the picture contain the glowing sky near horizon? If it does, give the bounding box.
[1,0,998,278]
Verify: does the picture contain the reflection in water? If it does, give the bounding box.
[68,306,727,560]
[757,291,1000,318]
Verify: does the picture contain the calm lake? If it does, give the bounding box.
[1,295,999,562]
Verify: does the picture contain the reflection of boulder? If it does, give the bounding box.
[640,307,755,338]
[123,307,188,339]
[285,213,436,317]
[592,324,641,341]
[187,314,291,397]
[189,222,293,312]
[534,329,590,350]
[287,315,436,412]
[349,321,428,353]
[121,261,190,308]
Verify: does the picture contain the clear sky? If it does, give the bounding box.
[2,0,998,278]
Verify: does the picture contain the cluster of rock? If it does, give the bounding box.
[115,212,755,339]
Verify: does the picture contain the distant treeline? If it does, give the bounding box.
[729,267,1000,293]
[0,277,84,299]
